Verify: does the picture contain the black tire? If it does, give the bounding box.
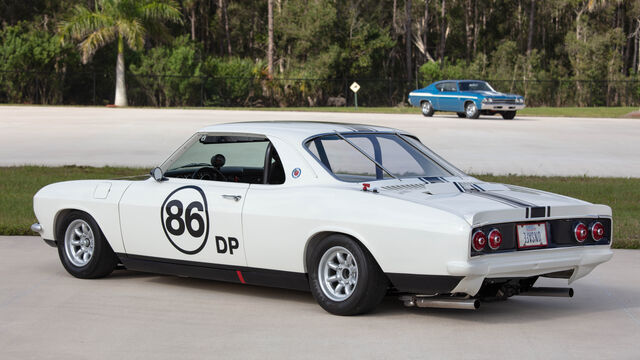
[57,211,118,279]
[465,101,480,119]
[308,234,388,315]
[501,111,516,120]
[421,101,435,117]
[456,112,466,118]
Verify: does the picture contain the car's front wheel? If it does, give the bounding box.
[308,234,388,315]
[421,101,435,117]
[57,211,118,279]
[465,101,480,119]
[501,111,516,120]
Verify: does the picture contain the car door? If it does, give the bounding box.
[438,81,458,111]
[118,134,271,266]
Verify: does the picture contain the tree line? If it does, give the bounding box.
[1,0,640,107]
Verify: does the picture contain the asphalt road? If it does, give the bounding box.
[0,236,638,359]
[1,106,639,176]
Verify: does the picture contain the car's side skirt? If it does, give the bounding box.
[116,253,310,291]
[116,253,463,295]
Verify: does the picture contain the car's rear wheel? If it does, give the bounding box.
[501,111,516,120]
[421,101,435,117]
[465,102,480,119]
[456,112,466,118]
[308,234,388,315]
[57,211,118,279]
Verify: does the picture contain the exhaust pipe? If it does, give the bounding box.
[519,287,574,298]
[400,296,480,310]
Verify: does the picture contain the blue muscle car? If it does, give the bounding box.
[408,80,525,119]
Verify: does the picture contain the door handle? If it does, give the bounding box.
[222,194,242,202]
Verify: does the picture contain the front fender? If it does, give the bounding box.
[33,180,135,253]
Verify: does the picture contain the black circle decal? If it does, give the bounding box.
[160,185,210,254]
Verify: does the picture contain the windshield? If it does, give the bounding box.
[305,133,457,182]
[458,81,494,92]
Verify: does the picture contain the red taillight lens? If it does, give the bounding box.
[488,229,503,250]
[590,222,605,241]
[472,231,487,251]
[574,222,588,243]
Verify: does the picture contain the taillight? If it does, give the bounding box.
[472,231,487,251]
[487,229,503,250]
[574,222,588,243]
[590,222,605,241]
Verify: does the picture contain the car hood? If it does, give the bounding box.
[367,177,609,226]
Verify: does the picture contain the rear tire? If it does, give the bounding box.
[465,102,480,119]
[57,211,117,279]
[456,112,466,118]
[421,101,435,117]
[501,111,516,120]
[308,234,388,315]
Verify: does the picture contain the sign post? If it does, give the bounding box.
[350,82,360,110]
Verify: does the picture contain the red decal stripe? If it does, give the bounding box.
[236,270,246,284]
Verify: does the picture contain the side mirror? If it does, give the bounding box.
[151,167,165,182]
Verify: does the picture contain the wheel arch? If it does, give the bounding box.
[302,230,384,274]
[463,99,477,108]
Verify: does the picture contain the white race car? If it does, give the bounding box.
[32,122,613,315]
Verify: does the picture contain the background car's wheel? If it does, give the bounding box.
[456,112,466,118]
[57,211,118,279]
[421,101,435,117]
[308,234,388,315]
[465,101,480,119]
[501,111,516,120]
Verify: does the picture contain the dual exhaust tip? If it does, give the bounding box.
[400,287,574,310]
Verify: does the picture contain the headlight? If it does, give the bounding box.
[482,98,493,103]
[517,98,524,103]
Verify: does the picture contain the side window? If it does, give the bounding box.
[443,82,457,92]
[435,83,445,92]
[164,135,284,185]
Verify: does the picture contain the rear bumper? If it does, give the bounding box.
[447,246,613,295]
[480,103,525,111]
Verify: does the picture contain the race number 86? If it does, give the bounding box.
[161,186,210,254]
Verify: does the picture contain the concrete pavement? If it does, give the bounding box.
[0,236,638,359]
[1,106,639,176]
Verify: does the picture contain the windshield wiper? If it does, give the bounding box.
[334,132,398,180]
[170,162,211,170]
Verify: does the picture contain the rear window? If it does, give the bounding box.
[306,133,452,182]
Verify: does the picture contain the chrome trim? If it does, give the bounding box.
[480,103,526,111]
[30,223,43,233]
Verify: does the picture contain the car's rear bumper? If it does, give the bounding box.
[447,245,613,295]
[481,103,525,111]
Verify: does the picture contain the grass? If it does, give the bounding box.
[188,106,638,118]
[1,166,637,249]
[4,103,637,118]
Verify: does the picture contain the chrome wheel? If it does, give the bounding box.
[64,219,95,267]
[421,101,432,115]
[318,246,359,301]
[465,102,477,117]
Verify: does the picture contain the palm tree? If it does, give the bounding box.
[58,0,182,106]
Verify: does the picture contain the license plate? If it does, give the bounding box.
[516,223,548,249]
